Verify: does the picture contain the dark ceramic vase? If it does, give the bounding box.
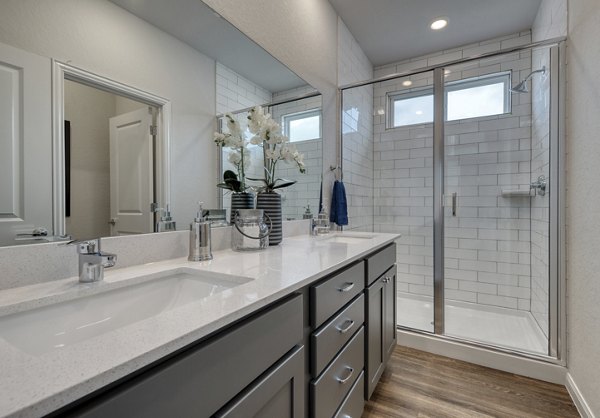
[256,192,282,245]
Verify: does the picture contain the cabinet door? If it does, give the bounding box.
[383,268,397,362]
[365,277,384,400]
[215,346,305,418]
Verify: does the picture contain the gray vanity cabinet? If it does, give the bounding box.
[53,242,398,418]
[365,244,397,400]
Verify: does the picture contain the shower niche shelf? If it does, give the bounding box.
[501,189,534,197]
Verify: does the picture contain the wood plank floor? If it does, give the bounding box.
[363,345,579,418]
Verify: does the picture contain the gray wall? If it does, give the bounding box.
[566,0,600,414]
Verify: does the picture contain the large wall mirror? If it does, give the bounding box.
[0,0,320,247]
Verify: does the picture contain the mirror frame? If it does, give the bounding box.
[51,61,172,237]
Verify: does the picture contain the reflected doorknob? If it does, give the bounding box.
[108,218,118,226]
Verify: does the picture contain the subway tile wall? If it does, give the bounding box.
[216,63,273,218]
[216,63,272,115]
[372,32,536,311]
[270,88,323,220]
[339,19,375,231]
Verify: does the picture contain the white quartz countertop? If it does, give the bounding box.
[0,232,398,417]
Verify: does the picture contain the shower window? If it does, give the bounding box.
[388,72,511,128]
[282,108,322,142]
[446,72,511,120]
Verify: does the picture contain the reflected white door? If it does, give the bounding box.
[0,42,52,246]
[109,108,154,235]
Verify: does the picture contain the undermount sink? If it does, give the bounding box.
[0,268,251,356]
[325,234,376,245]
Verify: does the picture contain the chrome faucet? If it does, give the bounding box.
[67,238,117,283]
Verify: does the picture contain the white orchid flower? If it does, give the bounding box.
[214,132,227,145]
[250,135,263,145]
[265,148,279,160]
[279,144,297,161]
[225,113,243,139]
[228,151,242,165]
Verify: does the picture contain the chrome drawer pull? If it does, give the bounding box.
[336,366,354,384]
[336,319,355,334]
[338,282,355,292]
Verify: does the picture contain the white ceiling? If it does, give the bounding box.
[329,0,542,66]
[109,0,306,93]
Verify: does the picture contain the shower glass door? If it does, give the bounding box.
[372,71,435,332]
[441,49,552,355]
[341,39,563,360]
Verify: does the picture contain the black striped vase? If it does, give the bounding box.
[230,192,255,224]
[256,192,282,246]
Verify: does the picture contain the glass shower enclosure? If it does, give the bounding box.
[340,39,565,360]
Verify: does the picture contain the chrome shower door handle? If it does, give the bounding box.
[452,192,457,216]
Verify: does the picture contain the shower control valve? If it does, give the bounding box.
[530,175,547,196]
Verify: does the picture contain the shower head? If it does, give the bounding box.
[510,80,531,94]
[510,66,546,94]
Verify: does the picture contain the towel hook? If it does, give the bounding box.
[329,165,343,181]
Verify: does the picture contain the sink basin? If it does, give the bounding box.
[325,234,376,245]
[0,268,251,355]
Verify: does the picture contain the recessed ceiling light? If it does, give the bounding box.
[402,80,413,87]
[430,18,448,30]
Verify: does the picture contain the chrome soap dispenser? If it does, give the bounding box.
[156,204,176,232]
[189,202,213,261]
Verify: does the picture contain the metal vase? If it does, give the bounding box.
[230,192,255,224]
[256,192,282,246]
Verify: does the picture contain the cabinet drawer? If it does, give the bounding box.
[311,327,364,418]
[366,244,396,286]
[311,294,364,376]
[66,295,303,418]
[334,370,365,418]
[311,262,364,328]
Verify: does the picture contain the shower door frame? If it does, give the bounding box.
[339,37,567,365]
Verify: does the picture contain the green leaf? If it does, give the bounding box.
[247,177,268,185]
[216,183,233,190]
[272,181,296,189]
[223,170,238,181]
[224,178,242,192]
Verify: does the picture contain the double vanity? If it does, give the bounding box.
[0,230,398,417]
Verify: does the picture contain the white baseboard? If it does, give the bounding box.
[566,373,596,418]
[398,329,567,384]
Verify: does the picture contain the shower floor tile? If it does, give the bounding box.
[397,293,548,355]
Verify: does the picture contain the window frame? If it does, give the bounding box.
[282,108,322,143]
[387,71,512,129]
